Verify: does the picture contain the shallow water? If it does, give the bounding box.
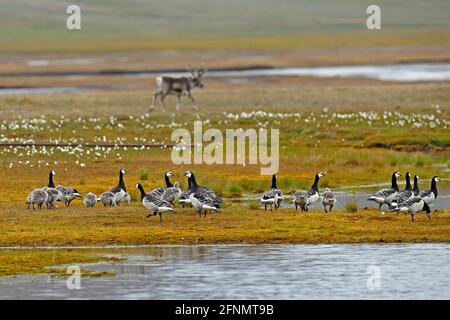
[1,244,450,299]
[137,63,450,82]
[0,86,85,96]
[1,63,449,95]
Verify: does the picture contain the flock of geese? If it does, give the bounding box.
[367,172,441,221]
[26,169,441,222]
[26,169,223,222]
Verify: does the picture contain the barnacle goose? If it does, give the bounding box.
[178,178,192,207]
[136,183,170,207]
[56,185,82,207]
[292,172,326,212]
[260,193,280,211]
[412,175,420,196]
[162,182,182,207]
[83,192,97,208]
[151,171,175,198]
[184,171,222,209]
[321,187,336,213]
[392,196,431,221]
[189,193,219,218]
[367,172,401,210]
[389,172,414,211]
[109,169,128,205]
[26,189,48,210]
[419,176,440,205]
[99,191,117,207]
[143,202,173,223]
[261,174,283,210]
[44,170,63,206]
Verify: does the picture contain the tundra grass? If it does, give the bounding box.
[0,83,448,277]
[0,83,448,197]
[0,204,449,248]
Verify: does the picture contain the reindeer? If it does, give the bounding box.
[151,65,207,111]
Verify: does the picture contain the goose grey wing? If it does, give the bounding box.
[162,187,179,202]
[263,188,281,199]
[195,187,222,208]
[402,196,423,207]
[419,190,432,198]
[144,192,168,207]
[109,186,122,194]
[180,189,191,200]
[393,190,413,203]
[374,188,396,198]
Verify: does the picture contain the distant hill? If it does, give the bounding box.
[1,0,449,52]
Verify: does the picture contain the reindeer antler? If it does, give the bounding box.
[186,64,197,76]
[197,63,207,76]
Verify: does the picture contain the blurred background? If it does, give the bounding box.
[0,0,449,95]
[0,0,448,195]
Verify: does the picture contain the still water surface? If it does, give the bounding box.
[1,244,449,299]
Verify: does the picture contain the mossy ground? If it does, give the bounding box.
[0,249,123,277]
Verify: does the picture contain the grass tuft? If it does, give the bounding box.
[345,201,358,213]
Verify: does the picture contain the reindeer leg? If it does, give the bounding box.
[151,91,161,111]
[176,94,181,111]
[187,92,198,111]
[160,93,168,111]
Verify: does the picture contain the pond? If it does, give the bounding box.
[1,243,450,299]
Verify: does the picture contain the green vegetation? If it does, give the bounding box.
[0,249,123,277]
[345,201,359,213]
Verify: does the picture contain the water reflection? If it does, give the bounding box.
[1,244,450,300]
